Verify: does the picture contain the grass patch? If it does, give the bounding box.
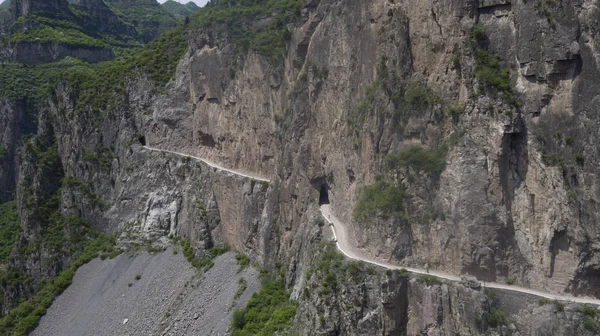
[232,277,248,304]
[236,253,251,272]
[180,239,214,272]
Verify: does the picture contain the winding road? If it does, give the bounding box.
[144,145,600,306]
[143,146,270,182]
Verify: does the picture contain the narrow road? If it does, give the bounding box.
[320,204,600,306]
[142,145,600,306]
[143,146,270,183]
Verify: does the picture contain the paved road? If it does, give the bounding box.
[143,146,270,182]
[142,145,600,306]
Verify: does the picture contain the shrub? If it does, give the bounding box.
[542,153,564,166]
[352,181,406,223]
[233,277,248,302]
[181,239,223,272]
[316,217,325,227]
[474,50,511,95]
[487,307,509,327]
[209,245,230,257]
[135,274,141,280]
[385,146,447,178]
[230,278,297,336]
[400,84,440,112]
[580,306,600,317]
[471,24,487,43]
[554,300,565,312]
[419,274,442,286]
[584,315,600,332]
[236,253,251,271]
[565,136,574,145]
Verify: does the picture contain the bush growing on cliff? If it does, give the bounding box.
[385,145,447,179]
[352,181,406,224]
[486,307,509,328]
[470,24,516,106]
[0,201,19,262]
[230,278,297,336]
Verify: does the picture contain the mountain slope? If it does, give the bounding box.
[105,0,178,43]
[2,0,600,335]
[162,0,198,18]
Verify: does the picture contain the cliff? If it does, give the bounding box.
[2,0,600,334]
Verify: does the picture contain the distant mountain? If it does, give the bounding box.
[162,0,199,18]
[0,0,179,64]
[105,0,178,43]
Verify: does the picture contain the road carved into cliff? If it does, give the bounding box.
[321,204,600,306]
[143,146,271,183]
[142,145,600,306]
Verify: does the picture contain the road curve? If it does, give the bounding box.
[320,204,600,306]
[143,146,271,183]
[141,145,600,306]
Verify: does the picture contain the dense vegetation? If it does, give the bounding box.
[133,24,188,87]
[353,181,406,224]
[231,278,297,336]
[106,0,177,42]
[162,0,200,18]
[192,0,302,60]
[0,201,19,262]
[353,144,448,225]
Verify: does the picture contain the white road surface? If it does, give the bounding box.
[143,146,270,182]
[143,145,600,306]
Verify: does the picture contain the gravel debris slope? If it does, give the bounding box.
[31,248,260,336]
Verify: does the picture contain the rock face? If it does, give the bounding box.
[0,100,26,202]
[4,0,600,334]
[0,42,114,65]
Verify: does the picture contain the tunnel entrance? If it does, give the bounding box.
[138,136,146,146]
[319,184,329,205]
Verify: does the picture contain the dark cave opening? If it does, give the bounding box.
[319,184,329,205]
[138,136,146,146]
